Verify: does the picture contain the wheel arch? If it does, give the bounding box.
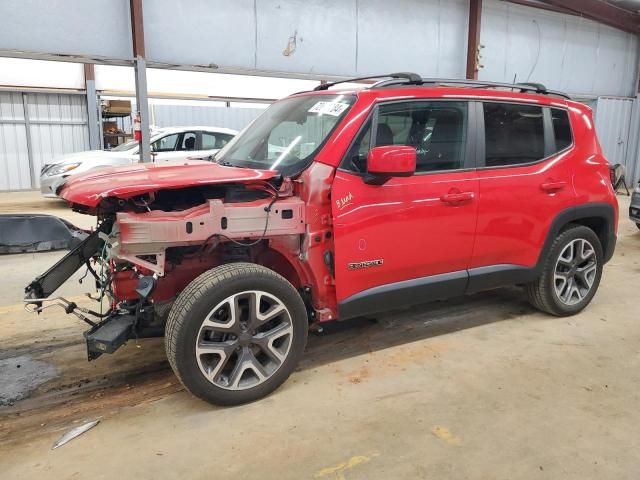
[254,247,303,289]
[541,203,617,267]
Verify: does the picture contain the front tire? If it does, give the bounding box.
[165,263,308,406]
[526,225,603,316]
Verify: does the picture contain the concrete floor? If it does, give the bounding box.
[1,192,639,479]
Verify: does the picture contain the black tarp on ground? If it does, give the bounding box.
[0,214,88,254]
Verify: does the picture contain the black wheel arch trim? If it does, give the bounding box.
[542,203,616,264]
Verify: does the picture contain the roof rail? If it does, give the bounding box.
[369,77,571,99]
[313,72,422,91]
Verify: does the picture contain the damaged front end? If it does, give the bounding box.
[24,161,310,361]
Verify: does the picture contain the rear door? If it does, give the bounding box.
[468,102,575,289]
[331,100,479,315]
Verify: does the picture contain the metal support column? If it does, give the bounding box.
[466,0,483,80]
[84,64,101,150]
[21,93,36,189]
[130,0,150,163]
[134,56,151,162]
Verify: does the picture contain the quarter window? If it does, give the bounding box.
[344,101,468,173]
[551,108,572,152]
[483,103,545,167]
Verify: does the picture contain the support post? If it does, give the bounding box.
[130,0,151,163]
[134,56,151,163]
[466,0,482,80]
[21,93,36,190]
[83,64,101,150]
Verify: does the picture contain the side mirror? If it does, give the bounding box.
[365,145,416,184]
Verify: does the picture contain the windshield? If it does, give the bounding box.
[110,139,140,152]
[215,94,356,176]
[110,132,163,152]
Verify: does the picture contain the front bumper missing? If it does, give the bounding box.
[23,218,136,360]
[24,218,113,302]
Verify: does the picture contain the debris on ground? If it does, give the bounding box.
[52,420,100,449]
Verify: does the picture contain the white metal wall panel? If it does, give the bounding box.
[26,94,90,184]
[143,0,467,78]
[0,92,90,190]
[144,0,257,71]
[0,0,132,60]
[625,97,640,186]
[29,124,89,180]
[152,104,264,132]
[0,92,25,122]
[481,0,639,97]
[594,97,634,173]
[0,123,30,191]
[0,92,30,190]
[356,0,468,77]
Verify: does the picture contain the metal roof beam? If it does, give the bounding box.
[531,0,640,33]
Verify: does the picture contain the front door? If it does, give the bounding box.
[331,100,479,318]
[153,131,197,162]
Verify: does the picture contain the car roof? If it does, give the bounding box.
[291,85,589,112]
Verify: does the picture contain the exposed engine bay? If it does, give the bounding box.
[23,166,335,361]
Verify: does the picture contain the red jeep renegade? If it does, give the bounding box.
[25,74,618,405]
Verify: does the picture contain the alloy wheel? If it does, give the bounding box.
[195,290,293,390]
[553,238,598,306]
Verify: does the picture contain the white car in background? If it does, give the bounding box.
[40,126,238,198]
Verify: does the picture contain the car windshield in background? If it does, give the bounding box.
[215,94,356,176]
[110,139,140,152]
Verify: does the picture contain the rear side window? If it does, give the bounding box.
[483,103,545,167]
[343,101,468,173]
[551,108,572,152]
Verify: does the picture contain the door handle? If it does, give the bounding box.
[540,180,567,192]
[440,191,474,205]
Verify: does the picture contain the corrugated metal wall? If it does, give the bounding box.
[26,93,89,182]
[625,98,640,186]
[0,92,89,190]
[0,92,30,190]
[595,97,634,170]
[481,0,639,97]
[151,104,264,131]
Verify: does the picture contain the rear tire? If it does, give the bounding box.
[165,263,308,406]
[526,225,603,316]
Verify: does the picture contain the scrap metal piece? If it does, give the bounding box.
[52,420,100,450]
[0,214,88,254]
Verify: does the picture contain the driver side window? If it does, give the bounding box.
[152,133,179,152]
[342,101,468,174]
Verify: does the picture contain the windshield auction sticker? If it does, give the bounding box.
[308,101,350,116]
